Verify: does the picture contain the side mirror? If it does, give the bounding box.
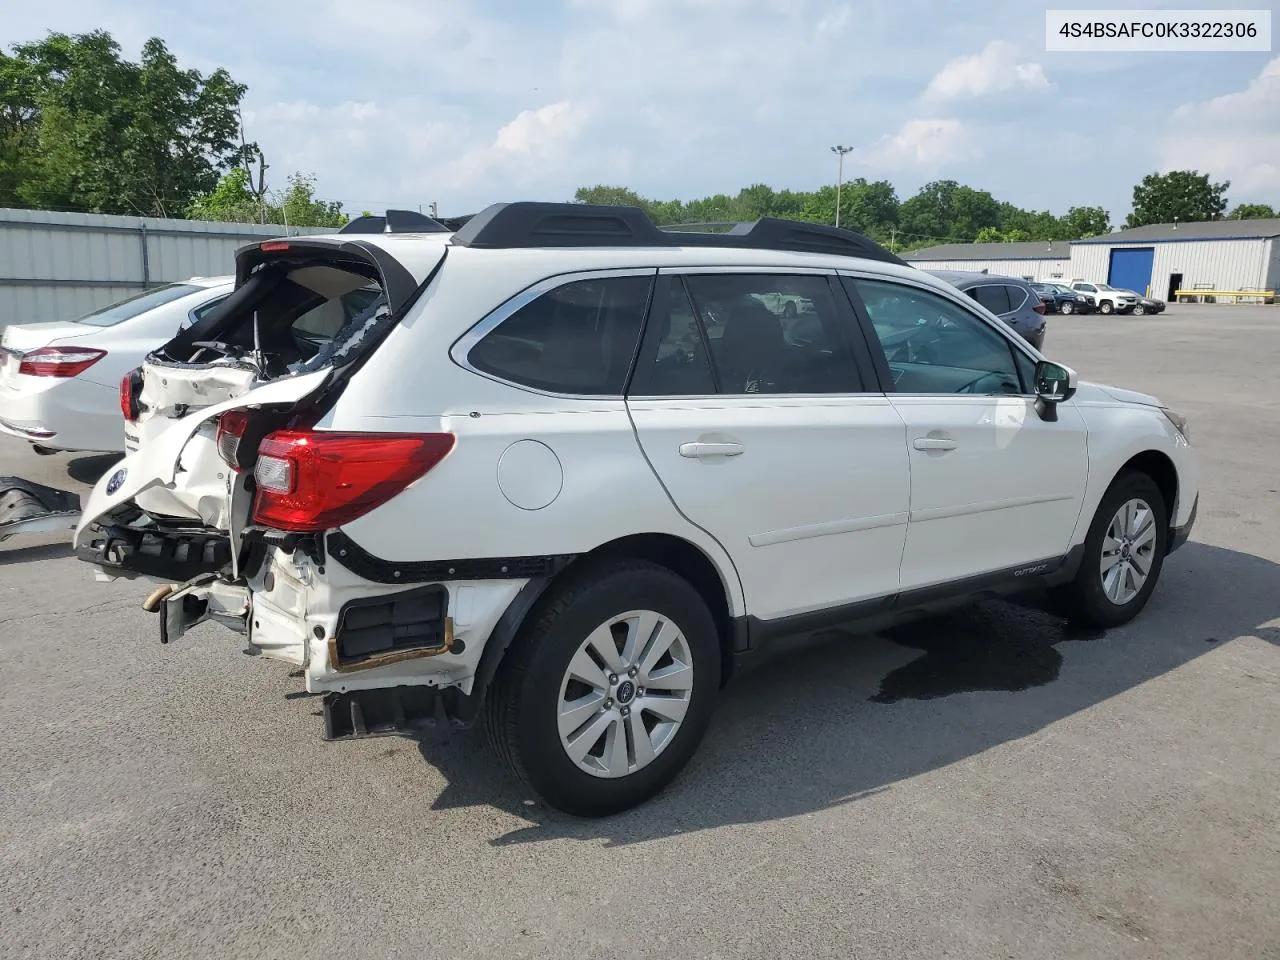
[1034,360,1077,422]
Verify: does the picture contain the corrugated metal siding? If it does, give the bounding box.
[906,257,1072,279]
[1069,239,1272,297]
[1264,239,1280,292]
[0,208,330,328]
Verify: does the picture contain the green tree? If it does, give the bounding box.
[573,184,652,209]
[185,166,260,222]
[1060,205,1111,238]
[1228,202,1276,219]
[2,30,246,217]
[898,180,1001,245]
[271,172,346,228]
[1126,170,1229,227]
[187,168,347,227]
[974,226,1004,243]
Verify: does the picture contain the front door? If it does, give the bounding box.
[845,276,1089,591]
[627,271,909,622]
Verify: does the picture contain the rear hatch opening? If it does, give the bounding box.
[78,235,447,583]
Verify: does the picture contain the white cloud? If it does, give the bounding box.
[1159,57,1280,197]
[859,119,980,168]
[923,40,1050,101]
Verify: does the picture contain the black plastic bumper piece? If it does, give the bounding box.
[1168,495,1198,554]
[76,523,232,580]
[0,476,81,534]
[323,685,464,740]
[326,529,576,584]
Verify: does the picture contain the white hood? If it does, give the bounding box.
[1074,380,1162,408]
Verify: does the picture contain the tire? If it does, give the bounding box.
[1099,300,1114,315]
[1051,471,1169,629]
[1060,301,1074,315]
[1132,304,1146,316]
[483,560,721,816]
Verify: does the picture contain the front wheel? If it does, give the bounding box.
[484,560,721,816]
[1099,300,1114,315]
[1060,301,1075,315]
[1051,471,1169,629]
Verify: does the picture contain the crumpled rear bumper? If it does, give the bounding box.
[0,477,82,542]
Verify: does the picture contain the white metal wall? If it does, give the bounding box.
[0,208,329,328]
[1069,238,1274,298]
[905,257,1072,280]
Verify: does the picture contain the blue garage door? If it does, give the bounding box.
[1108,247,1155,296]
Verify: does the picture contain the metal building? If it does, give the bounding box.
[0,208,329,329]
[904,220,1280,301]
[902,240,1073,280]
[1070,219,1280,301]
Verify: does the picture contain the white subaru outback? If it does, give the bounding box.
[74,203,1199,816]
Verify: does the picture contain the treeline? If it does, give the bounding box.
[0,30,347,226]
[577,172,1276,253]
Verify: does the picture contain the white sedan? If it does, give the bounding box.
[0,276,233,454]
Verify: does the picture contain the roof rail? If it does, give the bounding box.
[450,202,908,265]
[339,209,451,235]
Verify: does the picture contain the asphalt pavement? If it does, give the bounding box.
[1,305,1277,960]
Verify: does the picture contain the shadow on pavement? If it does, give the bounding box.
[413,542,1279,845]
[0,541,74,564]
[66,453,120,486]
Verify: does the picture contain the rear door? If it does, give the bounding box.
[626,270,909,622]
[843,274,1088,591]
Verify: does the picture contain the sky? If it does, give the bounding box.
[7,0,1279,224]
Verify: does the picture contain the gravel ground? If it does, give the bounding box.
[1,304,1277,960]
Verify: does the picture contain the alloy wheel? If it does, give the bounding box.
[557,610,694,779]
[1100,497,1158,605]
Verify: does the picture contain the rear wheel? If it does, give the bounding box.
[1052,471,1168,629]
[1133,304,1146,316]
[484,560,720,816]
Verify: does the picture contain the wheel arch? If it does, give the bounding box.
[1119,449,1178,521]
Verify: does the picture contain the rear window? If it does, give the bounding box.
[467,276,652,395]
[76,283,202,327]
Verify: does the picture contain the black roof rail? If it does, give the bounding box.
[449,201,907,265]
[339,209,451,235]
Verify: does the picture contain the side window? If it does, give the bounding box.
[970,284,1010,314]
[631,278,717,396]
[851,279,1022,396]
[682,274,863,394]
[189,295,229,325]
[468,275,651,395]
[1076,283,1096,293]
[1004,285,1029,311]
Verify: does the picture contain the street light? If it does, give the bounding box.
[831,145,854,228]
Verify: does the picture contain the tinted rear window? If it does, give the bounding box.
[76,283,203,327]
[468,276,652,395]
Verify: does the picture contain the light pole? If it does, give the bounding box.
[830,145,853,228]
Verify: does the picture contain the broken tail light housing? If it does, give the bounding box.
[215,410,254,471]
[251,430,456,532]
[19,346,107,378]
[1032,302,1047,315]
[119,368,143,422]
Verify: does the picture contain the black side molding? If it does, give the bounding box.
[326,530,576,584]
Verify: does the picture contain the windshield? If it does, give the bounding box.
[77,283,202,327]
[1095,283,1118,291]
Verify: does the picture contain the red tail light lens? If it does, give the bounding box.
[119,368,142,421]
[251,430,456,532]
[19,346,106,377]
[216,410,253,470]
[1033,302,1047,315]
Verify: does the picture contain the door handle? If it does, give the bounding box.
[912,437,957,451]
[679,441,745,459]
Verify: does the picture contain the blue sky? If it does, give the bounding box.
[8,0,1279,224]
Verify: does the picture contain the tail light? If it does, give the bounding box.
[216,410,253,470]
[1032,302,1047,315]
[251,430,456,532]
[119,368,142,422]
[19,346,106,377]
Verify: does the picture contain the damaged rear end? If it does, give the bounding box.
[75,231,464,720]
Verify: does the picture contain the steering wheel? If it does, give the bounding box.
[956,371,1013,395]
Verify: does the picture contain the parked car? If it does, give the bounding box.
[1120,290,1166,316]
[0,277,233,453]
[926,271,1047,349]
[1031,282,1093,315]
[1069,281,1138,315]
[74,203,1199,816]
